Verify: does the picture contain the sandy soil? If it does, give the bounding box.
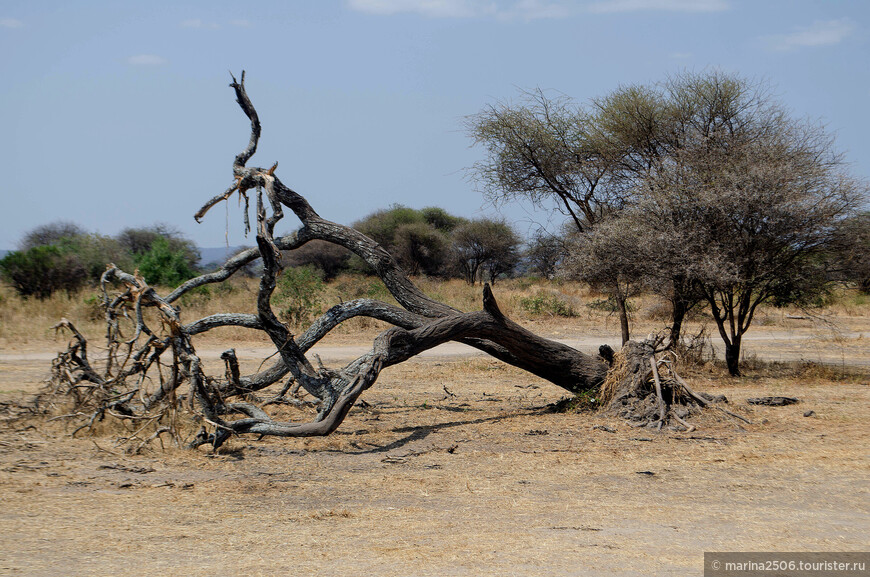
[1,342,868,576]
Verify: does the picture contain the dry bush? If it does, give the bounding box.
[643,299,672,321]
[822,287,870,318]
[671,325,716,369]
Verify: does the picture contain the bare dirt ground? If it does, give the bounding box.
[1,324,868,576]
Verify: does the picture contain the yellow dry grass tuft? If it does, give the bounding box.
[597,348,630,408]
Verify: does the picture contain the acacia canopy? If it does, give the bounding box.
[469,72,867,372]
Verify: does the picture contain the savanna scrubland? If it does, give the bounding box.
[1,277,867,576]
[2,70,869,575]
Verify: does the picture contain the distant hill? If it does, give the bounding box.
[198,246,246,268]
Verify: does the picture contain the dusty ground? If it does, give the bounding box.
[1,330,868,576]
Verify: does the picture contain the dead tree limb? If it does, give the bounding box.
[37,72,732,449]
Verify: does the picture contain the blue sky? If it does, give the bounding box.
[1,0,868,249]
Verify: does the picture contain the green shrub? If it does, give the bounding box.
[117,225,199,272]
[0,245,88,299]
[519,293,576,317]
[83,293,105,320]
[276,265,324,325]
[55,234,133,280]
[351,205,466,277]
[550,390,600,413]
[135,237,198,287]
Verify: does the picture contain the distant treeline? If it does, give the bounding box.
[0,207,543,299]
[0,222,201,299]
[286,204,524,285]
[4,201,869,303]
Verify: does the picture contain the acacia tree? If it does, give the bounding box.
[467,85,668,340]
[351,205,464,276]
[590,74,865,375]
[827,212,870,293]
[18,221,87,250]
[525,230,567,279]
[116,224,200,273]
[468,72,866,356]
[666,129,861,376]
[449,218,521,285]
[40,73,742,450]
[562,218,645,346]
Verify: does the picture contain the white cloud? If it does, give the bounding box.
[669,51,692,59]
[586,0,728,13]
[347,0,572,19]
[347,0,730,18]
[766,19,855,52]
[127,54,167,66]
[0,18,24,28]
[348,0,485,18]
[181,18,220,29]
[230,19,252,28]
[501,0,572,20]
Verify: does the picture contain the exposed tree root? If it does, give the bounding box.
[599,341,750,430]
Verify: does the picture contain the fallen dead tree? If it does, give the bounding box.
[33,72,746,451]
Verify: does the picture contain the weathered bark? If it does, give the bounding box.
[614,283,630,346]
[600,340,747,429]
[724,340,741,377]
[667,303,685,349]
[665,274,701,348]
[705,283,766,377]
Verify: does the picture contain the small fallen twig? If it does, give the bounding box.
[133,427,172,454]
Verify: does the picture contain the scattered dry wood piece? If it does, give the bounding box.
[98,463,155,474]
[747,396,800,406]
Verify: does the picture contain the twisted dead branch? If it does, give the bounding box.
[36,72,736,451]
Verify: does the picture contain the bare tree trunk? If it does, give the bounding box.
[724,337,742,377]
[667,298,687,348]
[615,283,630,346]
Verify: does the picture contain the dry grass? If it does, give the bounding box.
[0,276,590,349]
[4,276,868,350]
[2,263,869,573]
[0,351,868,576]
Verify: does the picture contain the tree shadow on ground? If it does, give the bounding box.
[347,412,535,455]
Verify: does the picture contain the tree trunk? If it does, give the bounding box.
[724,337,741,377]
[667,298,687,348]
[615,284,630,346]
